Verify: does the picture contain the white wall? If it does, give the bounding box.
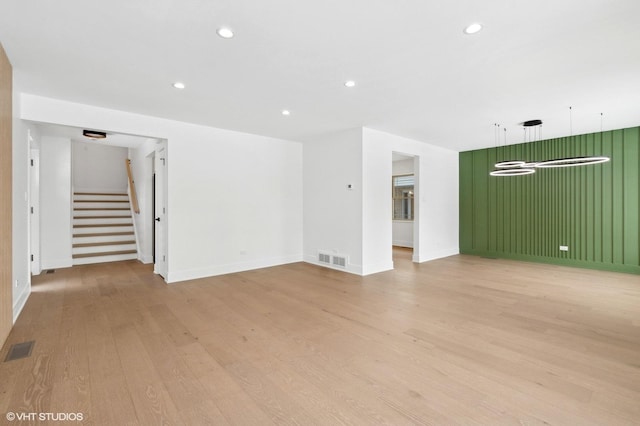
[11,81,34,322]
[303,127,458,276]
[392,222,413,248]
[40,136,72,269]
[393,158,414,175]
[128,139,157,264]
[21,94,303,283]
[303,128,363,274]
[363,128,459,268]
[392,158,414,248]
[169,126,302,282]
[72,141,128,192]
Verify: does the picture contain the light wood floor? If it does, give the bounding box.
[1,250,640,425]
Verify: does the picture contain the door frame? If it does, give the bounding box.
[153,143,167,278]
[29,141,41,275]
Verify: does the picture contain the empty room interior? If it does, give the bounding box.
[1,1,640,424]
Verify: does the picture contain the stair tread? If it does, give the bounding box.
[74,223,133,228]
[74,200,129,203]
[73,240,135,248]
[73,250,137,259]
[73,215,132,219]
[74,208,130,211]
[74,192,127,196]
[73,231,134,237]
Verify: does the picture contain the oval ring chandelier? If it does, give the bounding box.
[489,117,610,177]
[534,156,610,168]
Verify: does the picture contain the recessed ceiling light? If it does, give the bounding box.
[344,80,356,88]
[217,27,234,39]
[282,110,291,116]
[463,23,483,34]
[173,82,185,89]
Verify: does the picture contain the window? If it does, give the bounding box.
[392,174,414,220]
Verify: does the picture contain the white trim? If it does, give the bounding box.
[362,261,394,276]
[138,254,153,264]
[12,286,30,323]
[41,258,73,270]
[414,247,459,263]
[166,254,303,283]
[392,240,413,248]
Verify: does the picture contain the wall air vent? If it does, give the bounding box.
[332,256,347,268]
[318,251,348,269]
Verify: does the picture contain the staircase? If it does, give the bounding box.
[72,192,138,265]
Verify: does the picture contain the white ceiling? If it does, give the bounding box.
[2,0,640,151]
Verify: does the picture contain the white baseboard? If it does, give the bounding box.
[415,247,459,263]
[362,261,394,276]
[41,258,73,270]
[392,240,413,248]
[138,254,153,264]
[303,254,363,275]
[13,286,30,323]
[166,254,304,283]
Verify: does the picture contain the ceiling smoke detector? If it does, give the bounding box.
[83,130,107,139]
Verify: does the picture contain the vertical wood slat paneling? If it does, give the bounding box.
[623,127,640,265]
[0,43,13,348]
[458,154,473,252]
[459,126,640,275]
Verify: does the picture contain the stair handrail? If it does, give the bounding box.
[125,159,140,214]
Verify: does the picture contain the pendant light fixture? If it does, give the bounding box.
[489,110,611,176]
[491,125,536,176]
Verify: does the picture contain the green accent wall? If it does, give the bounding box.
[459,126,640,274]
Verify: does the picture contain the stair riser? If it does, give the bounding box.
[73,244,137,255]
[73,226,134,234]
[74,194,128,202]
[73,210,131,217]
[74,202,131,209]
[73,217,133,226]
[73,253,138,265]
[73,234,134,244]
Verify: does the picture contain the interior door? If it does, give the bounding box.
[154,146,167,278]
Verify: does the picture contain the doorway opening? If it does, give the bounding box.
[392,152,418,265]
[26,122,167,281]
